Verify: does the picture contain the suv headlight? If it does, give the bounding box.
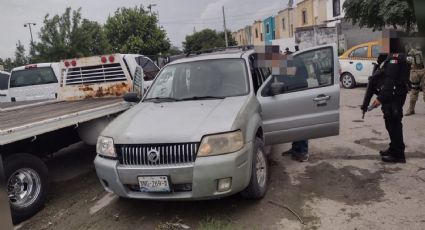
[96,136,116,158]
[198,131,244,157]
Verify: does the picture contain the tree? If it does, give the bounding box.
[183,29,236,52]
[105,6,170,56]
[14,40,28,67]
[343,0,417,33]
[33,7,111,62]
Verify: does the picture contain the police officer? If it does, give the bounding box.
[405,45,425,116]
[372,53,410,163]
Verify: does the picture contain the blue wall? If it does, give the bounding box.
[263,17,275,45]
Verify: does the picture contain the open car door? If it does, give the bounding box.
[257,44,340,145]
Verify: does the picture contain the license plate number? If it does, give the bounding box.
[138,176,170,192]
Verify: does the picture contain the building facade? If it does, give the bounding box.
[295,0,315,28]
[252,20,264,45]
[263,16,276,44]
[326,0,346,27]
[275,7,295,39]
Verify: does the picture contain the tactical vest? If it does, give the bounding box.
[408,49,424,70]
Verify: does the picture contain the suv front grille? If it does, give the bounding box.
[65,63,127,85]
[117,143,199,166]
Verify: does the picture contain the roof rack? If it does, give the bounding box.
[185,45,254,57]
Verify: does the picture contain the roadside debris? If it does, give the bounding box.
[268,200,306,225]
[157,216,190,230]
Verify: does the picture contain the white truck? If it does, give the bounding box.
[0,70,10,103]
[0,53,159,223]
[9,63,60,102]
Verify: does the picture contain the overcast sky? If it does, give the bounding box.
[0,0,289,59]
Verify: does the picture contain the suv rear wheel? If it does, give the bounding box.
[241,137,268,199]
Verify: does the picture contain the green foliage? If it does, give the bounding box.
[105,6,170,55]
[14,40,29,67]
[33,7,111,62]
[0,41,29,71]
[343,0,416,33]
[183,29,237,52]
[0,58,15,72]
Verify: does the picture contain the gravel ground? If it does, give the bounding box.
[14,88,425,230]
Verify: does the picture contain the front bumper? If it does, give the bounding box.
[94,142,253,200]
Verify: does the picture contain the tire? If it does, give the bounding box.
[4,153,49,224]
[341,72,356,89]
[241,137,269,199]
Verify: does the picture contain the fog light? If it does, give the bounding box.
[217,178,232,192]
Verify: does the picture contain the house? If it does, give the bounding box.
[263,16,276,44]
[326,0,345,27]
[275,7,295,39]
[252,20,264,45]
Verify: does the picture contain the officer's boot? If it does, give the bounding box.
[405,100,416,116]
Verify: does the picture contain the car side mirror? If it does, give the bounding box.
[269,76,284,96]
[270,81,284,96]
[123,92,141,103]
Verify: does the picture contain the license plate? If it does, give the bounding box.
[138,176,170,192]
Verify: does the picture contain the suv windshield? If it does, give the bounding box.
[145,59,248,101]
[10,67,58,88]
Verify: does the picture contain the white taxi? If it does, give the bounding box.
[339,41,382,88]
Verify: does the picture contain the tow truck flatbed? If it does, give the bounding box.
[0,98,130,145]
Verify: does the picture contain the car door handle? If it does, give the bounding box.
[0,94,6,97]
[349,61,354,64]
[313,95,330,102]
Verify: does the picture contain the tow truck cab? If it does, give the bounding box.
[59,54,159,101]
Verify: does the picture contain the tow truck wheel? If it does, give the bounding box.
[341,73,356,89]
[241,137,268,199]
[4,153,48,224]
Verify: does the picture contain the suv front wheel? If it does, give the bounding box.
[241,137,268,199]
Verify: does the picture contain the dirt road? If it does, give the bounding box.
[15,88,425,230]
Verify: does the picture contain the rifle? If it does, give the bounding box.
[361,54,388,119]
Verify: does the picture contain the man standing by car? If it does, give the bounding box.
[405,44,425,116]
[372,52,410,163]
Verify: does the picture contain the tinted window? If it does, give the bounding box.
[10,67,58,88]
[371,45,382,58]
[145,59,248,100]
[350,46,368,58]
[261,47,334,96]
[137,57,160,81]
[0,73,9,90]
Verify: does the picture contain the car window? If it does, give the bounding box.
[145,59,249,100]
[371,45,382,58]
[249,55,271,93]
[349,46,368,58]
[0,73,9,90]
[137,57,160,81]
[10,67,58,88]
[261,47,334,97]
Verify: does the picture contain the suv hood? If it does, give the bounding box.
[103,96,248,144]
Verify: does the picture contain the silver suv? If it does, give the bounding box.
[94,44,340,200]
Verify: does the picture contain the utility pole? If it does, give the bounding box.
[24,22,36,47]
[222,6,229,48]
[147,4,157,14]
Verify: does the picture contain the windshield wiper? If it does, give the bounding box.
[144,97,181,103]
[180,96,225,101]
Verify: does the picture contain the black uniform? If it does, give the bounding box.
[377,53,410,162]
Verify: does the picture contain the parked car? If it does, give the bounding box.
[339,40,382,88]
[0,70,10,102]
[8,63,61,102]
[94,44,340,200]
